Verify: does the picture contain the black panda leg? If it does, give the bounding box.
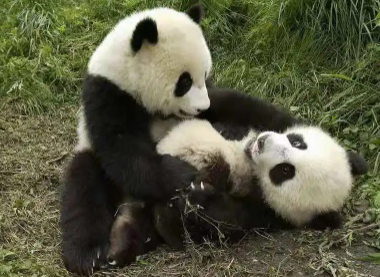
[107,201,162,267]
[60,150,119,276]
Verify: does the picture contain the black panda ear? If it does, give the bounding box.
[346,150,368,176]
[131,18,158,52]
[309,211,343,230]
[186,4,203,24]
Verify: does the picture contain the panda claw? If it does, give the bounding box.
[191,182,195,190]
[93,259,96,268]
[196,204,204,210]
[97,249,101,259]
[168,202,173,208]
[200,182,204,190]
[108,259,117,266]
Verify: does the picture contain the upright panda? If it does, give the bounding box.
[106,94,368,266]
[60,5,213,275]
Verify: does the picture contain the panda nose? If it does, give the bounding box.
[258,134,269,151]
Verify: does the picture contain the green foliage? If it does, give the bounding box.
[358,252,380,264]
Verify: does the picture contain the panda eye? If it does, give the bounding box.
[281,164,291,174]
[287,133,307,150]
[269,163,295,185]
[174,72,193,97]
[292,140,301,148]
[180,75,192,87]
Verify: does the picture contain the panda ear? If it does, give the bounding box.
[186,4,204,24]
[346,150,368,176]
[309,211,343,230]
[131,18,158,52]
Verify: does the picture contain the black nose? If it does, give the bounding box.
[257,134,269,151]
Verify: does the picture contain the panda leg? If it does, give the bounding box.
[153,202,186,250]
[60,150,118,275]
[108,201,161,267]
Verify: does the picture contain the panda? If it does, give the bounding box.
[60,5,214,275]
[60,2,304,272]
[106,101,368,266]
[154,119,368,239]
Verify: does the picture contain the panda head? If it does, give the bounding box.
[246,125,368,227]
[88,5,212,118]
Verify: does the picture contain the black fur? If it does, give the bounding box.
[60,150,120,275]
[182,182,344,241]
[186,4,203,24]
[174,72,193,97]
[61,75,198,275]
[346,150,368,175]
[131,18,158,52]
[308,211,343,230]
[269,163,296,185]
[199,87,302,132]
[287,133,307,150]
[108,201,160,267]
[81,74,198,200]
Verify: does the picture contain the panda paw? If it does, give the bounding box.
[160,155,200,197]
[62,243,109,276]
[185,181,216,209]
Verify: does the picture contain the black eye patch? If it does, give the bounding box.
[174,72,193,97]
[287,133,307,150]
[269,163,295,186]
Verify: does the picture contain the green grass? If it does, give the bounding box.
[1,0,380,275]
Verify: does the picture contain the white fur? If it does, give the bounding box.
[157,119,354,227]
[88,7,212,117]
[150,117,181,143]
[250,126,353,226]
[156,119,257,195]
[74,108,91,152]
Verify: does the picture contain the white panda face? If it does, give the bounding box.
[88,5,212,118]
[246,126,354,226]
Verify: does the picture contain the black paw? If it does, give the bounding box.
[161,155,199,196]
[107,224,154,268]
[62,243,109,276]
[186,181,216,209]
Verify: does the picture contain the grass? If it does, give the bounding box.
[0,0,379,276]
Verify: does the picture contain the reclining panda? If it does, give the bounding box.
[153,119,368,242]
[107,88,368,266]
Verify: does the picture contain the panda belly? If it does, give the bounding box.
[156,119,257,196]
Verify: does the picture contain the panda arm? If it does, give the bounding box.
[199,87,301,132]
[88,130,198,200]
[82,76,198,200]
[187,186,253,230]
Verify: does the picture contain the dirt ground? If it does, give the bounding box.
[0,106,379,277]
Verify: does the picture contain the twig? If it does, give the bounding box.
[46,152,68,164]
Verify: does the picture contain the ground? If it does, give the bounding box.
[0,0,379,276]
